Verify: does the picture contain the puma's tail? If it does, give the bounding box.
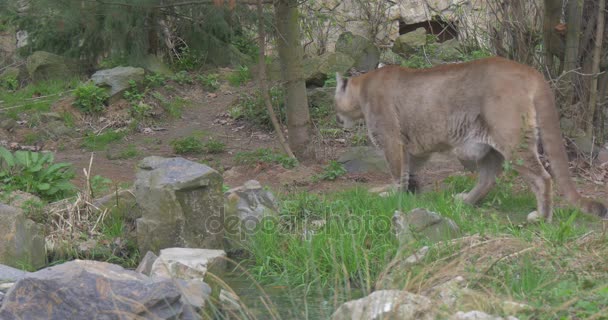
[534,79,607,218]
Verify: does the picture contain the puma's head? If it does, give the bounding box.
[334,73,363,129]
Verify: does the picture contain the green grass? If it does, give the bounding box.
[234,148,297,169]
[244,175,607,317]
[0,78,80,119]
[171,136,204,154]
[227,65,251,86]
[82,131,126,151]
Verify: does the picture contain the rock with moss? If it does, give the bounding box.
[304,52,355,86]
[397,208,460,243]
[91,66,145,102]
[224,180,278,253]
[335,32,380,71]
[135,157,224,254]
[393,28,427,57]
[25,51,74,82]
[0,203,45,269]
[338,146,389,174]
[436,38,462,61]
[307,87,335,109]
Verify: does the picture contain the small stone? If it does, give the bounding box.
[0,282,15,293]
[136,251,159,276]
[150,247,226,280]
[403,246,429,265]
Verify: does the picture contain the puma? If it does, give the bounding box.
[334,57,606,221]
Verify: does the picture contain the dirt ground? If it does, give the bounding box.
[4,77,607,203]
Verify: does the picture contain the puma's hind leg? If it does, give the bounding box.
[456,148,504,205]
[511,147,554,222]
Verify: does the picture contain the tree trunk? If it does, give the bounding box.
[274,0,313,159]
[587,0,605,138]
[257,0,295,159]
[543,0,563,75]
[560,0,583,122]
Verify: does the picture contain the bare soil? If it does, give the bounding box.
[3,75,607,205]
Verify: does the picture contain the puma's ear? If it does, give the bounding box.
[336,72,348,93]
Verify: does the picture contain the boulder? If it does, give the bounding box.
[0,203,45,269]
[331,290,434,320]
[0,264,29,282]
[224,180,278,252]
[397,208,460,243]
[307,87,335,109]
[25,51,73,82]
[0,260,203,319]
[92,189,139,220]
[335,32,380,71]
[338,146,389,174]
[149,247,226,280]
[91,66,145,102]
[304,52,355,86]
[135,157,224,254]
[436,38,462,61]
[393,28,427,57]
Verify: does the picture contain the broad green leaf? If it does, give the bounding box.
[14,151,29,167]
[0,147,15,168]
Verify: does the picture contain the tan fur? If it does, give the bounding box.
[334,57,606,221]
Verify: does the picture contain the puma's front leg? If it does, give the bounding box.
[383,139,410,193]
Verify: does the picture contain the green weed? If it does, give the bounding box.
[171,70,194,85]
[0,147,75,201]
[230,86,285,130]
[198,73,221,91]
[315,161,347,181]
[234,148,297,169]
[227,65,251,86]
[171,136,204,154]
[82,131,125,151]
[73,83,109,113]
[204,139,226,154]
[144,73,166,87]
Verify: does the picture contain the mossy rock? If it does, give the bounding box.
[392,28,427,57]
[335,32,380,71]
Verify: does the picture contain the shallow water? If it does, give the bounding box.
[215,270,364,320]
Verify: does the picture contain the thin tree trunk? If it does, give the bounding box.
[587,0,605,138]
[543,0,562,75]
[560,0,583,122]
[274,0,313,159]
[257,0,295,159]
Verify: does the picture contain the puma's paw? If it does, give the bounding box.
[454,192,469,202]
[526,211,543,223]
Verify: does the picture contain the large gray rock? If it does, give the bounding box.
[338,146,389,174]
[0,260,202,320]
[91,66,145,101]
[0,203,45,269]
[393,28,427,57]
[135,157,224,254]
[25,51,73,82]
[0,264,29,282]
[331,290,434,320]
[224,180,278,252]
[335,32,380,71]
